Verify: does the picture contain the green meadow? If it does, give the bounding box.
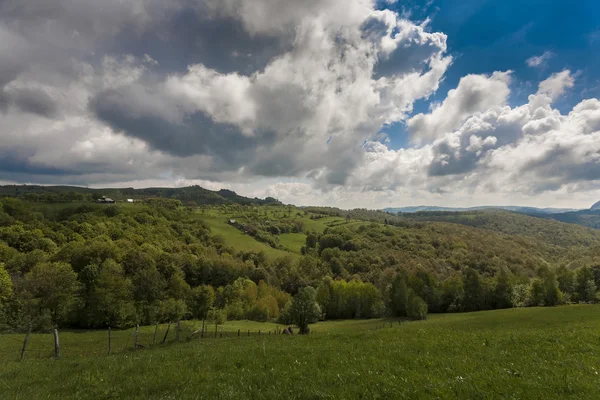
[2,305,600,399]
[194,206,360,258]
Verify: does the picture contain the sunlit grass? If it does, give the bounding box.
[2,305,600,399]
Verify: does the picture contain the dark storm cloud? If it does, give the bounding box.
[428,140,479,177]
[90,86,279,174]
[92,91,246,158]
[523,145,600,183]
[110,7,290,75]
[0,152,73,176]
[0,87,60,118]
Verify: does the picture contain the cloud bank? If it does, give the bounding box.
[0,0,599,208]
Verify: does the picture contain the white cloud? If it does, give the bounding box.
[526,51,554,68]
[343,69,600,208]
[535,69,575,102]
[407,71,512,143]
[1,0,600,209]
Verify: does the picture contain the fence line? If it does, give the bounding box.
[1,320,390,362]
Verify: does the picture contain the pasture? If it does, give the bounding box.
[194,206,359,258]
[2,305,600,399]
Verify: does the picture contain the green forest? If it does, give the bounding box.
[1,187,600,333]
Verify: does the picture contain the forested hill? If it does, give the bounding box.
[386,204,600,231]
[2,198,600,332]
[542,209,600,230]
[0,185,281,206]
[384,205,578,214]
[397,210,600,248]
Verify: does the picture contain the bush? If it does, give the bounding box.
[511,284,529,308]
[406,290,428,320]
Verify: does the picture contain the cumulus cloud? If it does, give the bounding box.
[86,0,451,185]
[407,71,512,143]
[0,0,599,209]
[352,68,600,206]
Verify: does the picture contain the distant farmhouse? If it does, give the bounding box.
[127,199,135,203]
[97,196,116,204]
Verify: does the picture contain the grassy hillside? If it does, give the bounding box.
[2,305,600,399]
[194,206,358,258]
[195,212,295,259]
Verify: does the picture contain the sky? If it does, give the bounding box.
[1,0,600,209]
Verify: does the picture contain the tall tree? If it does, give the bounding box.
[462,267,483,312]
[556,265,575,296]
[389,274,409,317]
[406,289,428,320]
[493,267,513,309]
[576,266,596,302]
[0,263,12,304]
[189,285,215,320]
[538,266,562,306]
[283,286,321,334]
[316,277,335,318]
[23,262,81,325]
[84,259,135,328]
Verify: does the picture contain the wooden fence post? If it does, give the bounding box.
[201,319,206,338]
[153,323,159,345]
[248,330,250,336]
[214,323,217,338]
[259,330,261,337]
[162,322,171,344]
[108,327,112,355]
[53,329,60,359]
[133,325,139,351]
[176,320,180,341]
[238,329,240,337]
[20,323,31,362]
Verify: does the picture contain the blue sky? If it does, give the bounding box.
[383,0,600,150]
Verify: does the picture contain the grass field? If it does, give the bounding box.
[196,214,294,258]
[2,305,600,399]
[278,233,306,253]
[194,207,362,259]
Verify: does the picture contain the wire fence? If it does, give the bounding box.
[0,320,403,363]
[0,321,300,363]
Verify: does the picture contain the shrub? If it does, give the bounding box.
[511,284,530,308]
[406,290,428,320]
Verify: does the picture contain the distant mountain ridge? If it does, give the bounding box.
[384,205,580,214]
[385,203,600,230]
[0,184,281,206]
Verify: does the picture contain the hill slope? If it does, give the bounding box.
[0,184,281,206]
[385,205,578,214]
[395,210,600,248]
[543,209,600,230]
